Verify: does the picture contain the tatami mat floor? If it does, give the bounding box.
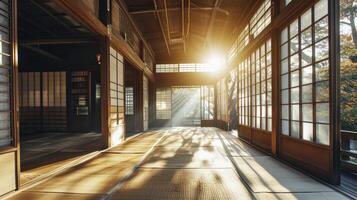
[10,127,349,200]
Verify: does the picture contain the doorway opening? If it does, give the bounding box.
[18,0,104,186]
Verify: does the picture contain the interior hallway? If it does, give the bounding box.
[10,128,348,200]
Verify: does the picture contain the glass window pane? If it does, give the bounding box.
[303,122,313,141]
[281,59,289,74]
[315,38,329,61]
[282,105,289,119]
[282,120,289,135]
[301,9,312,30]
[302,66,313,85]
[316,123,329,145]
[282,89,289,104]
[281,74,289,89]
[301,27,313,49]
[316,81,329,102]
[291,121,300,138]
[301,47,313,67]
[315,16,329,41]
[316,103,329,123]
[291,87,300,104]
[291,104,300,121]
[315,60,329,81]
[290,53,300,71]
[302,103,313,122]
[314,0,328,21]
[291,70,300,87]
[281,43,289,59]
[290,19,299,38]
[302,84,313,103]
[290,36,299,54]
[281,28,288,44]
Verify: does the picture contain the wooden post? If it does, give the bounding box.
[100,37,111,148]
[271,0,280,157]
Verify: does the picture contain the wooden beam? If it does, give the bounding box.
[21,45,64,62]
[129,6,229,15]
[204,0,221,48]
[163,0,171,44]
[153,0,170,55]
[186,0,191,38]
[21,38,96,45]
[182,0,186,55]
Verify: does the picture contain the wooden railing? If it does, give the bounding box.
[341,130,357,173]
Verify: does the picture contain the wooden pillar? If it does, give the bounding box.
[271,0,280,157]
[148,81,156,128]
[328,0,340,185]
[12,0,20,190]
[100,37,111,148]
[135,71,144,133]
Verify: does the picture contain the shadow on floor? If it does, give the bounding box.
[20,132,105,185]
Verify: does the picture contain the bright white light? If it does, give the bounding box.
[206,52,226,72]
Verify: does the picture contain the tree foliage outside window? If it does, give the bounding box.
[340,0,357,131]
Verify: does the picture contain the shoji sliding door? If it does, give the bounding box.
[109,47,125,145]
[278,0,339,183]
[0,0,17,195]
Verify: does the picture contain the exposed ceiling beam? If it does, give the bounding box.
[191,1,229,15]
[163,0,171,45]
[203,0,222,48]
[21,45,64,62]
[153,0,170,55]
[182,0,186,55]
[186,0,191,38]
[129,6,229,15]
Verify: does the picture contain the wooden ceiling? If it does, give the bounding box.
[123,0,258,63]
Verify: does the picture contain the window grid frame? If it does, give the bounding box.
[279,0,330,145]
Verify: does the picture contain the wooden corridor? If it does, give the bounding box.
[10,128,348,200]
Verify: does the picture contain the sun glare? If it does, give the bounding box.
[206,52,226,72]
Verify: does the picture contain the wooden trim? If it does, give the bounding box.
[328,0,340,185]
[114,0,155,59]
[110,36,155,81]
[10,0,20,190]
[274,0,317,29]
[100,37,110,148]
[0,147,17,155]
[271,0,280,156]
